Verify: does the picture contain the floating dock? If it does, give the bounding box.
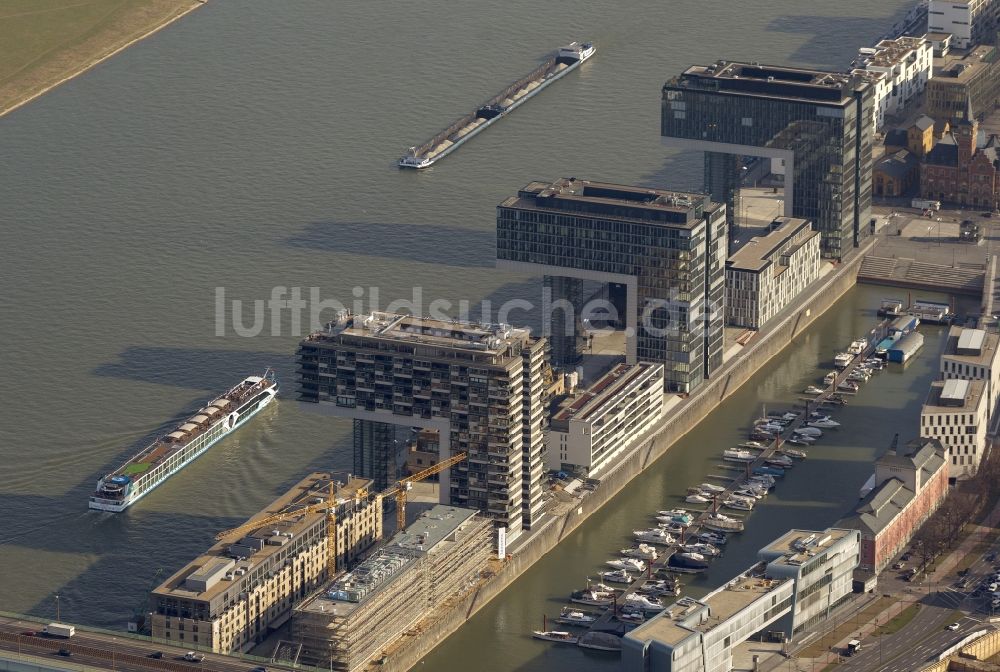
[399,41,595,169]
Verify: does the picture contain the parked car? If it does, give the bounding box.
[57,649,71,657]
[892,562,905,570]
[250,667,267,672]
[21,631,36,637]
[149,652,163,659]
[947,622,960,631]
[183,652,205,663]
[983,212,993,218]
[901,553,911,561]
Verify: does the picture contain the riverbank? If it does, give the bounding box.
[0,0,204,118]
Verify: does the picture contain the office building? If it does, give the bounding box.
[546,363,664,478]
[623,528,859,671]
[941,326,1000,411]
[920,378,989,479]
[496,178,727,393]
[725,217,821,329]
[352,420,403,492]
[150,474,382,654]
[925,45,1000,121]
[298,311,548,537]
[927,0,999,49]
[662,61,874,260]
[293,506,492,672]
[840,438,948,573]
[854,36,933,129]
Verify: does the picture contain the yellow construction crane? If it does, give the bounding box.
[382,452,467,532]
[215,480,340,578]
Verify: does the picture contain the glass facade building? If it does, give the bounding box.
[661,61,874,259]
[496,179,726,393]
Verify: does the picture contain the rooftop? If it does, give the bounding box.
[299,505,480,617]
[943,325,998,365]
[304,311,531,356]
[501,178,717,227]
[153,472,373,602]
[932,45,996,83]
[551,362,662,425]
[667,61,862,105]
[858,36,929,69]
[760,528,855,568]
[726,217,817,273]
[923,377,986,412]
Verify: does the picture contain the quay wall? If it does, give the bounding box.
[374,245,871,672]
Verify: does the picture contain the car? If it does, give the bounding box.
[947,622,960,630]
[983,212,993,218]
[149,652,163,659]
[57,649,71,657]
[901,553,911,561]
[250,667,267,672]
[989,582,998,592]
[21,631,36,637]
[959,568,970,576]
[987,552,997,561]
[892,562,904,570]
[183,652,205,663]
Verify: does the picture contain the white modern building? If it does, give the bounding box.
[757,528,861,633]
[623,528,859,671]
[920,378,989,480]
[853,36,933,129]
[545,362,664,478]
[725,217,821,329]
[940,326,1000,411]
[928,0,999,49]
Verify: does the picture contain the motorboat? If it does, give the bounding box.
[600,569,633,584]
[803,385,825,395]
[765,455,794,468]
[781,447,807,459]
[703,512,745,533]
[847,370,869,382]
[658,522,687,536]
[808,418,840,429]
[679,542,721,557]
[754,465,785,478]
[823,371,837,385]
[621,544,659,560]
[577,631,624,652]
[617,611,644,624]
[847,338,867,355]
[733,487,763,500]
[533,630,578,643]
[723,497,754,511]
[556,609,597,626]
[657,509,694,525]
[741,441,769,449]
[638,579,681,597]
[634,528,675,545]
[699,482,727,494]
[838,380,859,392]
[828,394,848,405]
[695,531,728,545]
[570,588,615,607]
[794,427,822,437]
[668,552,710,572]
[750,430,777,441]
[786,435,814,446]
[834,353,854,368]
[625,593,665,612]
[607,558,645,572]
[686,493,711,504]
[723,448,758,463]
[749,473,776,487]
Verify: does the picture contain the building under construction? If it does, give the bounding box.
[292,505,492,672]
[150,473,382,654]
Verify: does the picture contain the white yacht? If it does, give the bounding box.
[607,557,646,572]
[634,528,675,545]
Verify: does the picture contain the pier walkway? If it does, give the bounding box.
[858,255,984,296]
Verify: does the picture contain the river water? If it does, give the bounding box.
[0,0,926,668]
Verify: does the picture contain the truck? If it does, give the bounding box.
[912,198,941,211]
[846,639,862,655]
[44,623,75,638]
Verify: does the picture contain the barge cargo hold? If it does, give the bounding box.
[399,41,595,169]
[89,371,278,512]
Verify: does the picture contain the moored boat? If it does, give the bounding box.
[703,512,745,533]
[533,630,578,643]
[556,609,597,626]
[600,569,633,584]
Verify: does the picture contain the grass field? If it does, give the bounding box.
[0,0,201,116]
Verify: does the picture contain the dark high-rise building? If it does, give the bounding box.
[661,61,874,259]
[352,420,402,492]
[497,179,726,393]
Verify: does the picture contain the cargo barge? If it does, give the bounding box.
[399,41,595,169]
[89,371,278,512]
